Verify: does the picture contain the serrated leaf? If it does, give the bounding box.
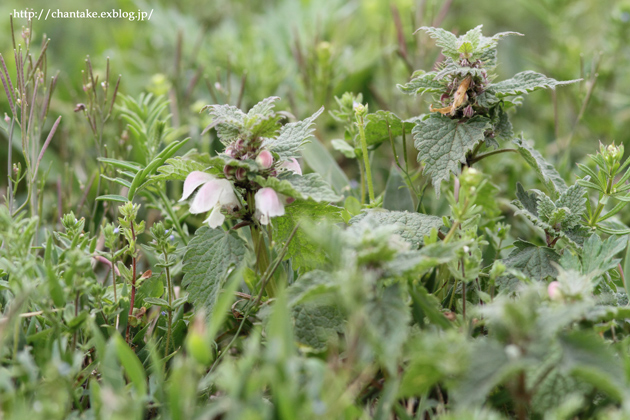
[366,284,410,373]
[256,172,343,203]
[580,234,626,278]
[558,331,627,401]
[205,104,246,144]
[556,183,587,229]
[417,27,460,60]
[152,152,219,184]
[247,96,280,118]
[490,71,580,98]
[275,201,343,271]
[182,227,246,317]
[515,183,539,216]
[397,72,443,96]
[350,209,443,248]
[263,107,324,160]
[287,270,337,307]
[502,240,560,281]
[514,136,567,199]
[387,240,468,277]
[413,115,491,194]
[292,302,345,351]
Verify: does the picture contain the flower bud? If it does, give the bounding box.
[4,113,10,123]
[463,105,474,118]
[185,313,213,365]
[223,164,236,178]
[460,167,483,190]
[235,167,247,181]
[256,150,274,169]
[224,145,236,158]
[548,281,562,300]
[353,102,368,118]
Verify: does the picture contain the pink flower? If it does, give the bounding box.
[279,158,302,175]
[255,187,285,225]
[548,281,561,300]
[180,171,240,228]
[256,150,274,169]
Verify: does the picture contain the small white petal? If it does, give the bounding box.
[280,158,302,175]
[215,179,240,208]
[259,213,270,225]
[189,180,223,214]
[180,171,215,202]
[204,206,225,228]
[255,188,285,224]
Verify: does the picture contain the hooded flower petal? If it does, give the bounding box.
[180,171,215,202]
[189,179,223,214]
[256,150,274,169]
[279,158,302,175]
[255,187,285,225]
[216,180,240,208]
[204,206,226,228]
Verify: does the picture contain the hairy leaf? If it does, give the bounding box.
[293,302,345,351]
[397,72,443,95]
[502,240,560,281]
[350,209,443,248]
[263,107,324,160]
[490,71,579,98]
[256,172,343,203]
[363,111,415,148]
[414,115,491,194]
[514,136,567,199]
[275,201,343,271]
[182,227,246,317]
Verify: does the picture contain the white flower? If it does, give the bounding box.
[180,171,240,228]
[279,158,302,175]
[255,187,285,225]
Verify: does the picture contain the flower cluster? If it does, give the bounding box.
[179,98,311,229]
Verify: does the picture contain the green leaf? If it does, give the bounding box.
[413,115,491,194]
[490,71,580,98]
[555,183,587,229]
[113,334,147,396]
[264,107,324,160]
[182,227,246,317]
[364,111,415,148]
[383,166,414,212]
[366,284,410,373]
[502,240,560,281]
[515,183,539,216]
[301,136,351,195]
[205,104,246,144]
[144,297,169,308]
[274,201,342,271]
[514,136,567,199]
[96,194,129,203]
[559,331,627,401]
[580,234,626,278]
[410,285,453,330]
[350,209,443,248]
[331,139,356,158]
[292,301,345,351]
[152,151,220,183]
[256,172,343,203]
[287,270,337,307]
[417,27,460,60]
[397,71,443,95]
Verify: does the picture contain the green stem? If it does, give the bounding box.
[469,148,518,165]
[247,191,275,297]
[158,190,188,246]
[163,250,173,360]
[590,177,614,226]
[357,115,375,204]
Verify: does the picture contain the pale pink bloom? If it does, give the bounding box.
[279,158,302,175]
[255,187,285,225]
[256,150,274,169]
[548,281,561,300]
[181,171,240,228]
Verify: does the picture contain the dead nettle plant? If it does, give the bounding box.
[1,16,60,226]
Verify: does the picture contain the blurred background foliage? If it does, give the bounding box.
[1,0,630,229]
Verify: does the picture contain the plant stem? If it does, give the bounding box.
[357,114,375,204]
[469,148,518,165]
[246,191,275,297]
[126,223,137,345]
[590,176,613,226]
[163,250,173,359]
[158,190,188,246]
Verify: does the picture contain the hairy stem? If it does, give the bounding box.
[126,223,137,345]
[357,114,375,204]
[164,250,173,359]
[469,148,518,165]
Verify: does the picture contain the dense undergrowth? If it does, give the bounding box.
[3,2,630,419]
